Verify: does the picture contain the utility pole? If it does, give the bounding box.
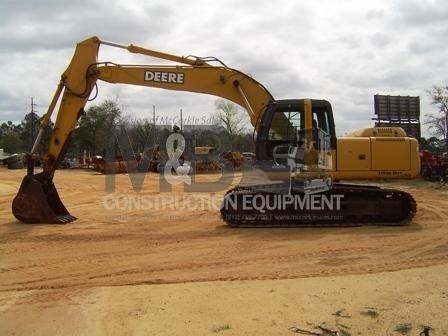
[153,105,156,146]
[30,97,37,150]
[180,108,183,132]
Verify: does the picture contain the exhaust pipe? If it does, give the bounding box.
[12,156,76,224]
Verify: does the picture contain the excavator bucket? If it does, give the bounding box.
[12,173,76,224]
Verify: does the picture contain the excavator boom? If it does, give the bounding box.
[12,36,274,223]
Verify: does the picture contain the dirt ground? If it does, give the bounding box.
[1,167,448,335]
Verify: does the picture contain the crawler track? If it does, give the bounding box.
[221,183,416,227]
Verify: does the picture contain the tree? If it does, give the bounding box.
[126,118,157,153]
[426,86,448,150]
[71,100,122,155]
[0,121,19,137]
[419,136,445,154]
[212,99,248,150]
[186,128,221,148]
[233,132,255,153]
[20,112,40,151]
[17,112,53,154]
[0,121,24,153]
[0,132,23,153]
[0,115,54,155]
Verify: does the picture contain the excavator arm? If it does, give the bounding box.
[12,36,274,223]
[46,37,273,177]
[97,63,272,126]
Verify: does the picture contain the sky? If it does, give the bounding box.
[0,0,447,137]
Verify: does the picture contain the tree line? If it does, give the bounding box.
[1,88,447,157]
[424,86,448,152]
[0,99,255,158]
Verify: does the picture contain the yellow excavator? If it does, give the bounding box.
[12,36,420,226]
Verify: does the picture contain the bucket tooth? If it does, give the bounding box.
[57,215,78,223]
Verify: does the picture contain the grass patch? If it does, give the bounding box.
[339,329,352,336]
[360,309,379,318]
[333,309,351,318]
[212,324,231,333]
[394,323,412,334]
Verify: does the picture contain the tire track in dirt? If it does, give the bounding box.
[1,171,448,296]
[2,236,448,292]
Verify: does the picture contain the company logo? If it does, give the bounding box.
[103,194,222,211]
[163,133,191,185]
[223,193,344,212]
[104,129,233,193]
[144,71,184,84]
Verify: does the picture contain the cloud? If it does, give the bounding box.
[0,0,174,53]
[393,0,448,26]
[0,0,447,139]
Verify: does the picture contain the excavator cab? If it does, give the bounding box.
[255,99,336,161]
[254,99,336,188]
